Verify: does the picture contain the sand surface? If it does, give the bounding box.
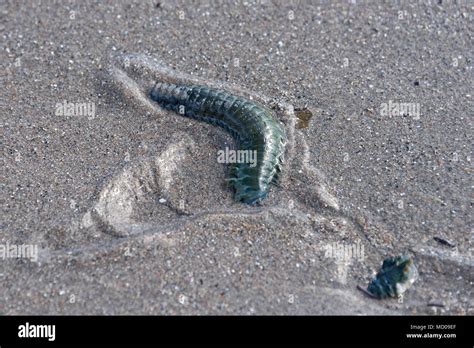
[1,0,472,314]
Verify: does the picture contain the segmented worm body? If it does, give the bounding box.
[150,82,286,204]
[367,255,418,299]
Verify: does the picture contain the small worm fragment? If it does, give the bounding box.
[366,255,418,299]
[433,236,456,248]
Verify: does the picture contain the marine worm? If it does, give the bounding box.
[149,82,286,204]
[366,255,418,299]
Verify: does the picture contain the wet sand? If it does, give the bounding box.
[1,0,472,314]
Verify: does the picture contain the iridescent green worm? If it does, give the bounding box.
[367,255,418,299]
[150,82,286,204]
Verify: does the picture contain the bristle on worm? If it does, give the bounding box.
[149,82,286,204]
